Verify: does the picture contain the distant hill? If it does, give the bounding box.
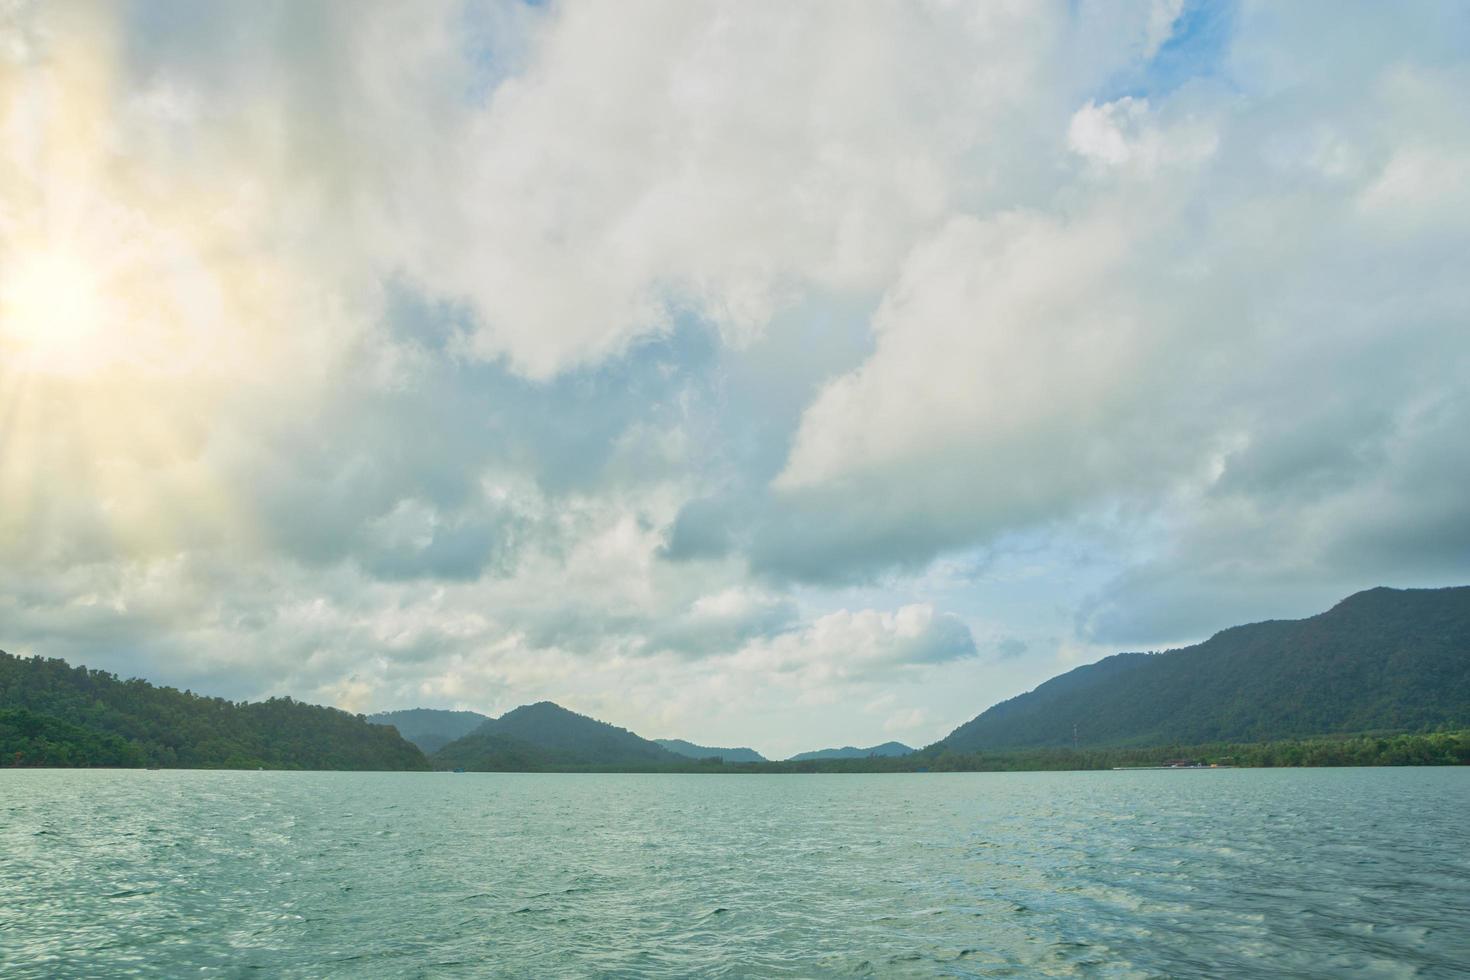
[0,651,429,770]
[787,741,912,761]
[433,702,685,770]
[934,586,1470,753]
[655,738,766,763]
[367,708,490,754]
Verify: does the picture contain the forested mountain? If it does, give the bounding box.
[655,739,766,763]
[787,741,913,761]
[432,701,684,770]
[366,708,491,754]
[11,584,1460,773]
[935,586,1470,752]
[0,651,429,770]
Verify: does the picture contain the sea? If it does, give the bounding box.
[2,768,1467,978]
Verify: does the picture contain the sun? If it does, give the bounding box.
[0,245,110,376]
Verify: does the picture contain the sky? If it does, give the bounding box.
[1,0,1467,759]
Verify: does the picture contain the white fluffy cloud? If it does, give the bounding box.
[772,43,1470,623]
[729,604,976,684]
[1068,96,1217,174]
[377,1,1168,376]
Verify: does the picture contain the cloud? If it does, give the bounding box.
[727,604,977,685]
[1079,386,1470,646]
[882,707,929,737]
[761,35,1470,617]
[398,0,1138,378]
[1,0,1466,754]
[1067,96,1217,174]
[646,588,799,657]
[995,637,1030,661]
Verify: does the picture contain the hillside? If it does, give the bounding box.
[0,651,429,770]
[367,708,490,754]
[655,738,766,763]
[788,741,912,761]
[935,586,1470,752]
[432,701,684,770]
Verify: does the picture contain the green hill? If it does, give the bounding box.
[432,701,684,770]
[934,586,1470,752]
[787,741,912,761]
[655,738,766,763]
[366,708,491,754]
[0,651,429,770]
[0,708,147,768]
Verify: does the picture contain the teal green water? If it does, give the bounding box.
[2,769,1467,978]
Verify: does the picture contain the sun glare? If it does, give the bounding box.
[0,247,110,376]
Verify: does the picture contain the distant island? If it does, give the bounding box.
[4,586,1468,771]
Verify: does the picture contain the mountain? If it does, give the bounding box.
[432,701,685,770]
[787,741,912,761]
[935,586,1470,752]
[0,651,429,770]
[367,708,491,754]
[655,738,766,763]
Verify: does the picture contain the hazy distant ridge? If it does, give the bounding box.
[655,739,766,763]
[367,708,491,754]
[432,702,685,770]
[787,741,913,761]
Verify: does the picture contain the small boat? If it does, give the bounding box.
[453,767,466,773]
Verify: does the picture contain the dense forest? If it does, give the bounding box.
[0,651,429,770]
[937,586,1470,752]
[0,708,146,768]
[917,729,1470,771]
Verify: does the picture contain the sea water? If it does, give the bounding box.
[2,768,1466,977]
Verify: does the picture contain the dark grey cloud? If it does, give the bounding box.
[644,592,800,658]
[1079,383,1470,647]
[995,637,1029,660]
[660,496,741,562]
[907,613,978,666]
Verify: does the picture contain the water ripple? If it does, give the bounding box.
[1,769,1466,977]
